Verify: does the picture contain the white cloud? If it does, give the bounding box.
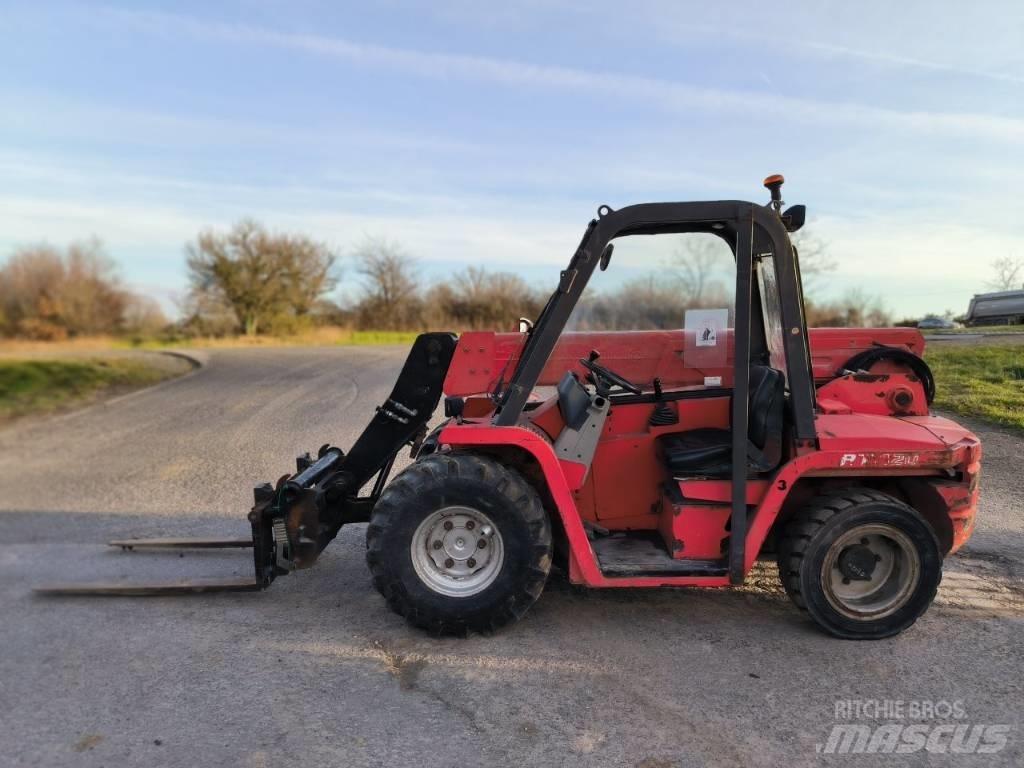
[99,8,1024,144]
[806,212,1020,315]
[0,86,482,156]
[802,41,1024,86]
[0,195,207,248]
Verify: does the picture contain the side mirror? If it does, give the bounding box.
[599,243,614,271]
[518,317,534,333]
[782,204,806,232]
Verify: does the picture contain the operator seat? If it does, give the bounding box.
[658,365,784,476]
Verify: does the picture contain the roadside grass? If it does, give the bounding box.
[0,357,176,423]
[921,324,1024,335]
[927,345,1024,432]
[0,329,422,354]
[116,328,420,349]
[341,330,420,346]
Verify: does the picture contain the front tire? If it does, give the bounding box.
[366,453,552,635]
[777,488,942,639]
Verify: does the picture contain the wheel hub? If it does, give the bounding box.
[411,506,504,597]
[837,544,877,581]
[821,523,921,620]
[443,531,472,560]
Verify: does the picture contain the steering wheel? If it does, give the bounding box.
[579,351,642,395]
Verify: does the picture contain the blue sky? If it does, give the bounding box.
[1,1,1022,318]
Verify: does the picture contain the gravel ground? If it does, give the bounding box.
[0,347,1020,767]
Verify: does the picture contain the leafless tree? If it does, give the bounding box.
[791,233,836,287]
[0,239,130,339]
[122,295,168,336]
[805,287,892,328]
[353,238,422,330]
[424,266,544,330]
[986,256,1023,291]
[670,237,729,305]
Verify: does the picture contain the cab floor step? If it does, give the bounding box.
[593,534,727,577]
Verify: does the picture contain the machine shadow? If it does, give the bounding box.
[9,511,1022,631]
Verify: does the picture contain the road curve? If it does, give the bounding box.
[0,347,1021,767]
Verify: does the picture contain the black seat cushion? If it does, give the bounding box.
[657,365,785,477]
[660,428,732,475]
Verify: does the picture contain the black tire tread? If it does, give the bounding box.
[366,452,551,635]
[777,487,922,611]
[776,486,942,639]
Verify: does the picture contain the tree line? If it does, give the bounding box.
[0,239,166,340]
[6,217,974,341]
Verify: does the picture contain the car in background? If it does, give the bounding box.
[917,316,956,330]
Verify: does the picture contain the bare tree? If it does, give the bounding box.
[0,239,130,339]
[186,220,337,336]
[670,236,731,305]
[424,266,544,330]
[122,295,168,337]
[986,256,1023,291]
[353,238,422,330]
[791,233,836,285]
[663,234,737,309]
[805,287,892,328]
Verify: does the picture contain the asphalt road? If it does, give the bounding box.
[1,348,1021,767]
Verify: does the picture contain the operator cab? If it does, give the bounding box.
[505,178,814,579]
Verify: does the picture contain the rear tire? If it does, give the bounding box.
[777,487,942,640]
[366,453,552,635]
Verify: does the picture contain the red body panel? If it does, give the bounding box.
[443,327,925,397]
[816,373,928,417]
[436,325,979,588]
[659,501,731,559]
[438,412,979,587]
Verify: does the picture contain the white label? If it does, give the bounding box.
[704,376,722,387]
[686,308,728,348]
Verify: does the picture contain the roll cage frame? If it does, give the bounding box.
[493,200,818,583]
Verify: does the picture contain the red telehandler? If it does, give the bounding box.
[39,176,981,639]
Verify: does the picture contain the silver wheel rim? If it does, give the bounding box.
[821,523,920,620]
[411,506,504,597]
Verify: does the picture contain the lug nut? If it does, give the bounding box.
[465,520,475,530]
[874,554,882,562]
[477,539,487,549]
[443,520,454,531]
[842,577,851,585]
[467,558,476,568]
[444,558,454,568]
[432,540,443,550]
